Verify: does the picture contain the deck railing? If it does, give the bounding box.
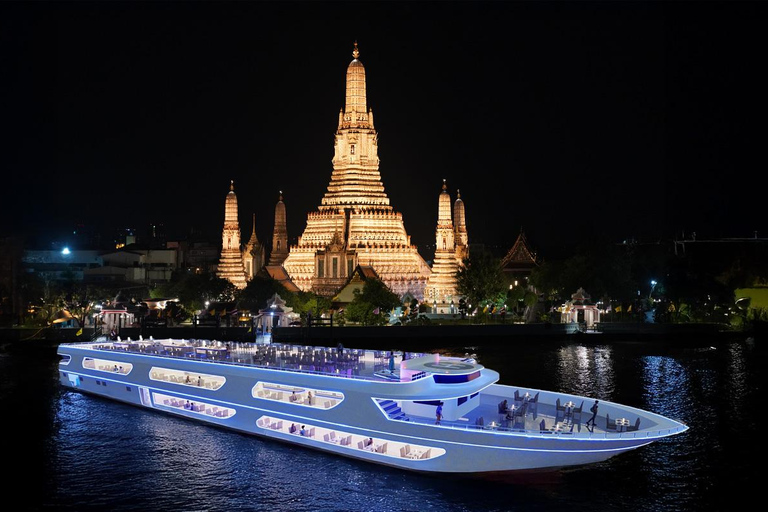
[384,411,687,439]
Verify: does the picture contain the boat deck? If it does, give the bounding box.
[80,338,428,382]
[382,404,632,437]
[424,402,608,435]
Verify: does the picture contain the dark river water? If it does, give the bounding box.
[1,334,763,511]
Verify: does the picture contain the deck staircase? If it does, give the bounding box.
[377,399,410,421]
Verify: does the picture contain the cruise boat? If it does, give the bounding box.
[56,338,688,474]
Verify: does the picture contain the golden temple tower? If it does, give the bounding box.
[454,189,469,262]
[424,180,464,312]
[282,43,431,298]
[268,191,289,266]
[243,213,266,278]
[217,180,249,288]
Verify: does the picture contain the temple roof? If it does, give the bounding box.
[332,265,380,305]
[501,230,538,269]
[264,265,301,292]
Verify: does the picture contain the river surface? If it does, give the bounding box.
[1,335,763,511]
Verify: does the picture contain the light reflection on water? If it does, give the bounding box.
[555,345,615,399]
[2,337,765,511]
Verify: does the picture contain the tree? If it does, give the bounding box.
[345,279,401,326]
[155,271,237,313]
[237,274,293,314]
[407,298,419,323]
[290,291,331,319]
[457,297,467,319]
[663,258,734,323]
[456,249,506,311]
[530,242,635,304]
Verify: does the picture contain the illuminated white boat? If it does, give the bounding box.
[57,339,687,473]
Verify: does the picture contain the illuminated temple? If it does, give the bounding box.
[216,44,469,303]
[282,43,434,299]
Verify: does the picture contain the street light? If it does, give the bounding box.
[649,280,658,299]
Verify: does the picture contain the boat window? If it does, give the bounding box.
[433,371,481,384]
[82,357,133,375]
[151,391,236,418]
[149,367,225,390]
[255,415,445,461]
[252,381,344,409]
[59,354,71,365]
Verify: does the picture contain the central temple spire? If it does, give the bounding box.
[345,41,367,115]
[283,43,431,298]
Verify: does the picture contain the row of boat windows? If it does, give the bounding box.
[150,368,224,390]
[153,392,235,418]
[256,415,444,461]
[83,357,132,374]
[253,382,342,410]
[75,356,345,410]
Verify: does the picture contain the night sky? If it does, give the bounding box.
[2,1,765,259]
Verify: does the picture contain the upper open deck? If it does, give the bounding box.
[61,338,482,383]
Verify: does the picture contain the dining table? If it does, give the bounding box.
[408,448,424,459]
[615,417,630,432]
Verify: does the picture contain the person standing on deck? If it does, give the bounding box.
[585,400,599,427]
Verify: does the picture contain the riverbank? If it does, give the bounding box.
[1,321,755,353]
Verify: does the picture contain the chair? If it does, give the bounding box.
[528,393,539,419]
[627,417,641,432]
[323,433,330,442]
[539,419,547,431]
[570,401,583,432]
[555,398,566,422]
[475,416,484,427]
[421,449,431,459]
[606,413,617,431]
